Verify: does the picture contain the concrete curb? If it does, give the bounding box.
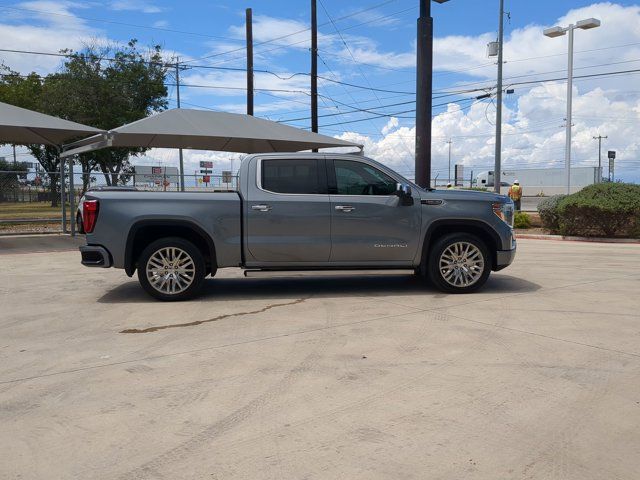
[516,233,640,244]
[0,218,62,224]
[0,231,64,237]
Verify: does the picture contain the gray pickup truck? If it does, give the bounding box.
[79,153,516,300]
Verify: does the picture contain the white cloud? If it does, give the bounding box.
[200,14,417,70]
[335,83,639,183]
[381,117,398,135]
[0,1,107,73]
[109,1,163,14]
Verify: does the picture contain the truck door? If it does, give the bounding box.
[246,157,331,263]
[328,158,421,263]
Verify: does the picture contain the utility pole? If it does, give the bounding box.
[494,0,505,194]
[446,139,452,184]
[311,0,318,135]
[593,134,607,182]
[12,144,17,167]
[415,0,435,189]
[175,59,185,192]
[246,8,254,116]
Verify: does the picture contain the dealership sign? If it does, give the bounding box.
[133,166,179,183]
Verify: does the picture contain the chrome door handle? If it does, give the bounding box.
[251,204,272,212]
[335,205,355,212]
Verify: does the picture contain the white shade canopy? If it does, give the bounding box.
[63,108,361,156]
[0,101,103,146]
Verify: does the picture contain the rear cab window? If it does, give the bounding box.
[261,159,325,194]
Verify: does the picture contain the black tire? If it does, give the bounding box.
[137,237,206,301]
[427,233,491,293]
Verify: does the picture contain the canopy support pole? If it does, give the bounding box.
[57,147,67,233]
[69,155,76,236]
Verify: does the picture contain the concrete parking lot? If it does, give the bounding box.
[1,237,639,479]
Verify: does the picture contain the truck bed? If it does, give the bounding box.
[84,190,242,269]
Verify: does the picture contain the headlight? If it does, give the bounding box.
[492,201,514,227]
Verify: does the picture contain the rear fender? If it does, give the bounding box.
[124,220,217,276]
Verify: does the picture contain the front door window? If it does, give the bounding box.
[334,160,397,196]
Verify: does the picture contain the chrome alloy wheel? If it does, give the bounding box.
[438,241,485,288]
[146,247,196,295]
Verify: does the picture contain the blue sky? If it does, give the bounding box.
[0,0,639,183]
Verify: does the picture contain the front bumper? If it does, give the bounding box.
[494,235,516,271]
[80,245,112,268]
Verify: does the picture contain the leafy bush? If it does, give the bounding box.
[537,194,567,233]
[557,183,640,237]
[514,211,532,229]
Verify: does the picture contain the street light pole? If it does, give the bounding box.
[544,18,600,195]
[415,0,450,189]
[565,26,574,195]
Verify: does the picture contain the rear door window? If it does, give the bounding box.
[261,159,323,194]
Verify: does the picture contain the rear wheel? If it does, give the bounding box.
[137,237,206,301]
[427,233,491,293]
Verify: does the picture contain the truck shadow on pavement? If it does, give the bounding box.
[98,273,541,304]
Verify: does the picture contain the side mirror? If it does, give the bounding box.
[395,183,412,197]
[395,183,413,206]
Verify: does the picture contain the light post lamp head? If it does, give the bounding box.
[576,18,601,30]
[544,18,601,37]
[543,26,566,38]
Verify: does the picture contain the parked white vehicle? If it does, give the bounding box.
[476,167,602,195]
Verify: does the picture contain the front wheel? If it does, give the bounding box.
[137,237,206,301]
[427,233,491,293]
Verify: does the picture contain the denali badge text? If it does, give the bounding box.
[374,243,408,248]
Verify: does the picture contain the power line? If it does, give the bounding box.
[0,4,238,41]
[318,98,482,128]
[186,2,418,71]
[184,0,401,63]
[317,0,418,164]
[6,47,640,101]
[5,66,640,98]
[317,75,414,94]
[278,98,416,122]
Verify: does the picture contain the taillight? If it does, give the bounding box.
[83,200,99,233]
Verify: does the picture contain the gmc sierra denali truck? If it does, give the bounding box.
[79,153,516,301]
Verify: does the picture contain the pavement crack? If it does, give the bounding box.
[119,298,307,334]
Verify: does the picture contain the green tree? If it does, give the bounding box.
[0,157,29,202]
[0,39,169,204]
[0,68,64,205]
[53,40,169,187]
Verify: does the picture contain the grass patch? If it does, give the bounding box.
[0,202,70,220]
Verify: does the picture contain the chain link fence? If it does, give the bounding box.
[0,169,239,234]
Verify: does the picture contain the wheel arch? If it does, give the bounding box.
[125,220,217,277]
[420,219,501,271]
